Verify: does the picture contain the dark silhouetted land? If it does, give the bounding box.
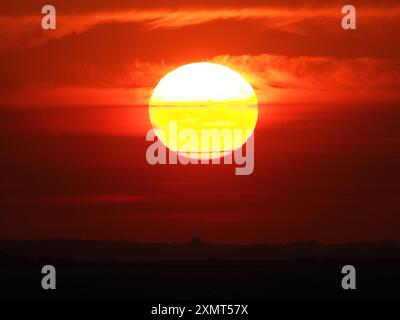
[1,239,400,300]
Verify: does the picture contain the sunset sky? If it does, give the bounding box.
[1,0,400,243]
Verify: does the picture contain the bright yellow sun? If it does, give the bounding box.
[149,62,258,159]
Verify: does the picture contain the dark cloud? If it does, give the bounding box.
[1,1,400,52]
[1,0,399,14]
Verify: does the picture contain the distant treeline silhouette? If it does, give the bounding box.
[1,239,400,261]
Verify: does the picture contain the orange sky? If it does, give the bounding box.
[1,0,400,107]
[1,0,400,243]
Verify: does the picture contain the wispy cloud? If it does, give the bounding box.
[213,54,400,104]
[1,4,400,51]
[1,54,399,107]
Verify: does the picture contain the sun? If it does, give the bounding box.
[149,62,258,160]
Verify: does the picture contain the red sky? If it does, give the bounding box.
[1,0,400,243]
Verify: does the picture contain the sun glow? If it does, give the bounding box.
[149,62,258,159]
